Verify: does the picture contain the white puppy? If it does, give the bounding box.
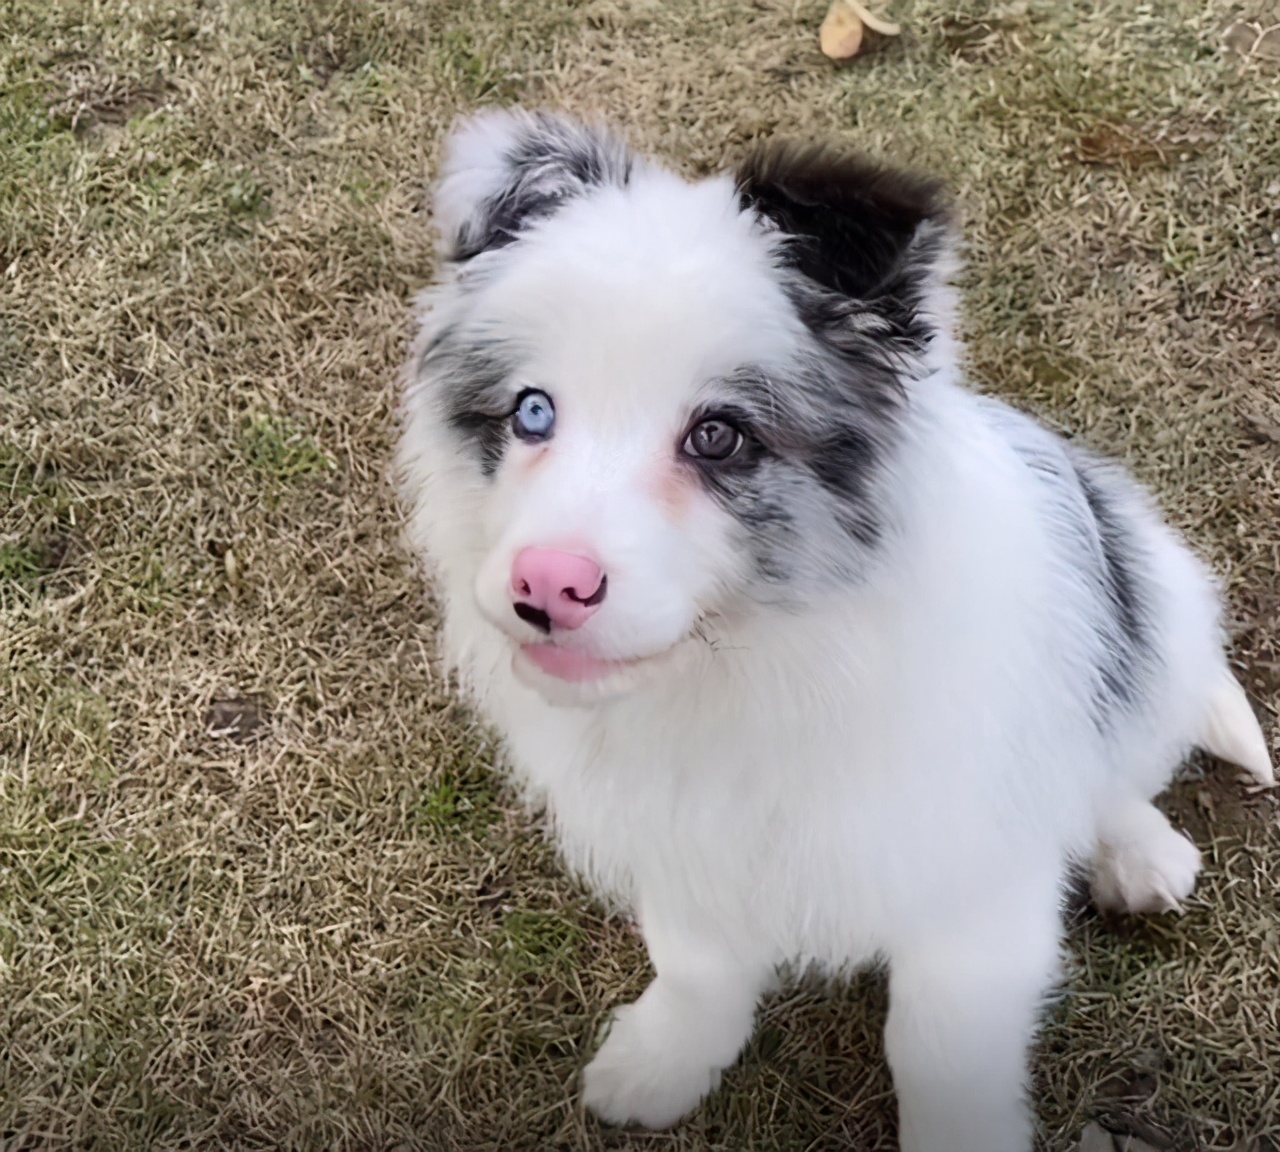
[395,109,1273,1152]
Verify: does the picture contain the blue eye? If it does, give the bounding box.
[512,389,555,442]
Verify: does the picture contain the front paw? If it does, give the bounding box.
[1092,817,1202,915]
[581,999,722,1129]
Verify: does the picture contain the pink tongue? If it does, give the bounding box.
[522,644,618,682]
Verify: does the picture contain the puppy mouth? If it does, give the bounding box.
[510,635,697,703]
[517,642,655,683]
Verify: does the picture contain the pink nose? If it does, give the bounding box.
[510,547,607,631]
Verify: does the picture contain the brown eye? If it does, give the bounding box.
[683,418,744,461]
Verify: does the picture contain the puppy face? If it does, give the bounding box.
[402,110,952,704]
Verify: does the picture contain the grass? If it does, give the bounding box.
[1,0,1278,1149]
[241,414,334,481]
[0,543,46,585]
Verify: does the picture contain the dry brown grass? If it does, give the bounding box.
[2,1,1278,1149]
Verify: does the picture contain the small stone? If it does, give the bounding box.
[1080,1123,1116,1152]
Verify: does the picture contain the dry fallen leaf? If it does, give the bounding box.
[820,0,900,60]
[820,0,863,58]
[845,0,901,36]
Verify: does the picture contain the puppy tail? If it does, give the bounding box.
[1199,669,1274,786]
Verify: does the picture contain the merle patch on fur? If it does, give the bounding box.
[980,398,1155,723]
[430,339,517,477]
[684,367,903,588]
[1073,459,1152,714]
[450,113,633,261]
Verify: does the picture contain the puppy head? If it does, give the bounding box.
[401,109,953,705]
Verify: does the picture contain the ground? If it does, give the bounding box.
[2,1,1279,1149]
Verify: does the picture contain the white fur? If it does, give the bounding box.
[1201,669,1275,786]
[396,111,1272,1152]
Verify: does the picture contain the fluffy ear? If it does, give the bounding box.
[735,142,953,339]
[432,108,635,262]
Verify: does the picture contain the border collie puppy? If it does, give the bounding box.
[396,109,1273,1152]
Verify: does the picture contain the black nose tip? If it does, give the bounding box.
[513,602,552,633]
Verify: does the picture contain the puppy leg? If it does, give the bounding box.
[884,906,1061,1152]
[1090,792,1201,915]
[582,908,771,1129]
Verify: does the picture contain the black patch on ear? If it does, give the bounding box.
[736,142,949,299]
[735,142,951,355]
[452,113,633,261]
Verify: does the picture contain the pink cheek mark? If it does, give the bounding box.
[515,443,552,476]
[651,460,697,525]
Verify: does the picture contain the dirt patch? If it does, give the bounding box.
[204,696,267,743]
[1071,117,1224,169]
